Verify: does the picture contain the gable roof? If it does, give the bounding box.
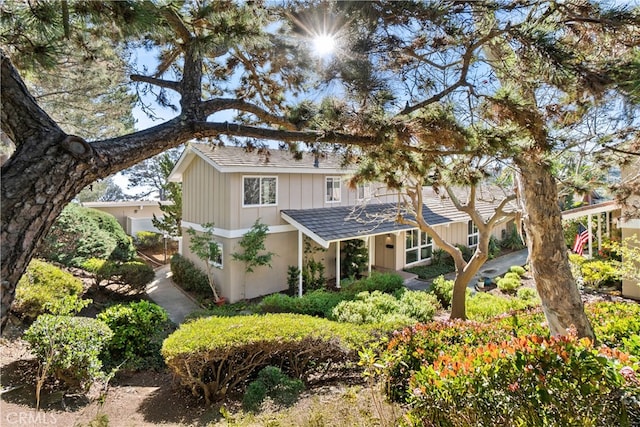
[169,143,353,181]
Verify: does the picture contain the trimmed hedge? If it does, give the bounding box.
[13,259,84,319]
[162,313,380,404]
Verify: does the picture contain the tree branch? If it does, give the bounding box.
[201,98,297,130]
[130,74,181,92]
[0,50,63,146]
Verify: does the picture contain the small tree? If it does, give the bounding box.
[231,219,274,273]
[186,224,222,302]
[341,239,368,280]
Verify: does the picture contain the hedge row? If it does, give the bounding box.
[162,313,384,404]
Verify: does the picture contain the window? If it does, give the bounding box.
[468,221,479,247]
[357,183,371,200]
[405,229,433,265]
[208,241,223,268]
[243,176,277,206]
[326,177,341,202]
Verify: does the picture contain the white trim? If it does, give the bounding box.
[181,221,295,239]
[325,176,341,203]
[242,175,278,207]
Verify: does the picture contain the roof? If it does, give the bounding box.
[169,143,354,181]
[81,201,172,208]
[281,193,514,248]
[561,200,619,220]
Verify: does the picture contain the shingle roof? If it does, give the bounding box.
[191,143,351,171]
[281,188,518,246]
[282,202,456,245]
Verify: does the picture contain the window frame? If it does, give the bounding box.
[356,183,371,201]
[468,220,479,248]
[405,229,433,265]
[242,176,278,207]
[325,176,342,203]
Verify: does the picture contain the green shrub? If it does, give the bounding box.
[405,263,453,280]
[258,273,404,319]
[587,302,640,355]
[162,313,377,404]
[496,276,521,293]
[258,290,345,318]
[170,253,210,294]
[115,261,155,292]
[242,366,304,412]
[466,292,533,322]
[38,203,135,266]
[343,272,404,294]
[580,259,620,288]
[331,290,439,325]
[430,275,454,308]
[500,225,525,250]
[455,244,474,262]
[98,301,170,369]
[516,287,538,301]
[509,265,526,276]
[488,235,501,259]
[135,231,162,250]
[24,315,113,390]
[431,248,454,267]
[286,265,300,296]
[82,258,154,292]
[503,272,521,281]
[404,333,639,427]
[13,259,84,319]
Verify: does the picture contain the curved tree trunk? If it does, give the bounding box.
[449,240,489,320]
[515,153,594,340]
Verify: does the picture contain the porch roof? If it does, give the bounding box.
[281,203,454,248]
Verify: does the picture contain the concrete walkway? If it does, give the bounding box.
[146,265,201,324]
[404,248,529,292]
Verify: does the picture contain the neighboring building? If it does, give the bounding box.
[81,200,171,237]
[620,157,640,300]
[169,143,513,303]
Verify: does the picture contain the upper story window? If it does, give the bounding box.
[326,177,341,203]
[406,229,433,265]
[357,183,371,200]
[243,176,277,207]
[468,220,479,247]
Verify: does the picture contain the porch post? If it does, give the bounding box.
[336,241,341,289]
[298,230,303,298]
[368,235,373,275]
[606,211,610,238]
[597,214,602,253]
[587,214,593,259]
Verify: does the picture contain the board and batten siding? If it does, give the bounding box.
[182,156,232,229]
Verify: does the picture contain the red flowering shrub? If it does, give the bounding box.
[405,331,640,427]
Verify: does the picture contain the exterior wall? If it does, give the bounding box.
[181,229,296,303]
[82,202,165,236]
[182,156,232,228]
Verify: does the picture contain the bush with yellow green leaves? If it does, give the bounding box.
[161,313,383,404]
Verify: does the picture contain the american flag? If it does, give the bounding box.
[572,225,589,255]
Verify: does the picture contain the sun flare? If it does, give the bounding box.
[312,33,336,58]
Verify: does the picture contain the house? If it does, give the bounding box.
[169,143,513,303]
[80,200,171,238]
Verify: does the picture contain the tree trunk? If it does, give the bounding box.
[450,245,488,320]
[515,154,595,340]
